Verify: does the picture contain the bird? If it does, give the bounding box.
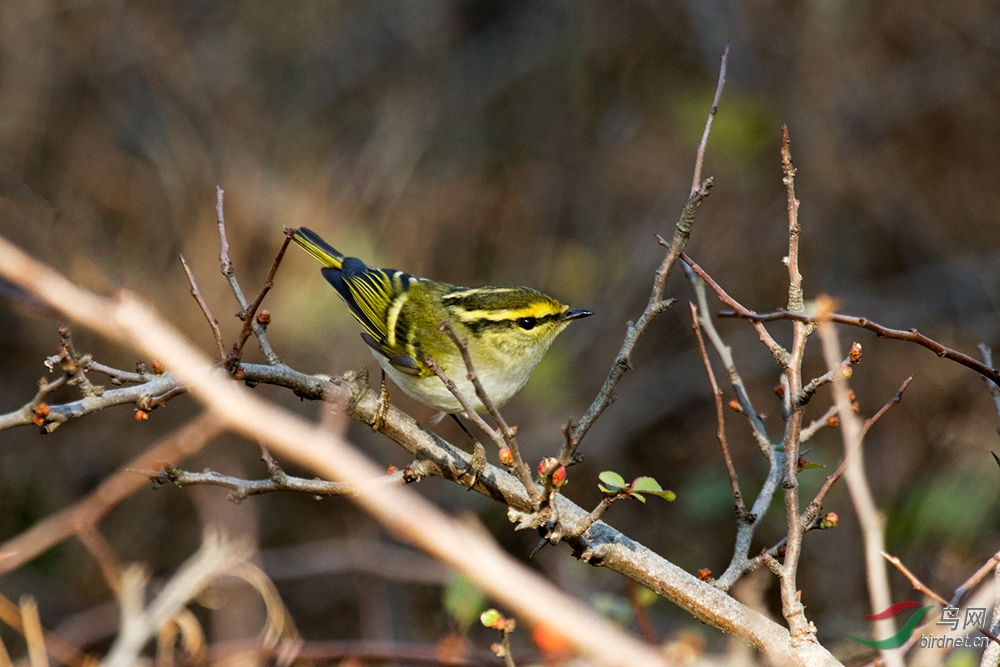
[287,227,592,416]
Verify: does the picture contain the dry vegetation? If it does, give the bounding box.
[1,2,999,666]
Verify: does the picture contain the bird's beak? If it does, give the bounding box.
[559,308,594,322]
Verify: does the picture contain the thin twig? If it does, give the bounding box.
[718,308,1000,385]
[800,406,838,443]
[230,231,293,361]
[103,533,253,667]
[436,323,517,445]
[807,377,912,513]
[76,526,124,594]
[179,254,226,360]
[214,186,281,366]
[882,551,949,607]
[87,361,146,384]
[427,327,539,504]
[20,596,52,667]
[781,126,805,316]
[693,237,788,592]
[978,344,1000,433]
[216,186,231,273]
[774,127,814,644]
[797,343,861,408]
[566,46,730,453]
[137,385,189,412]
[691,42,729,196]
[574,496,625,535]
[152,464,427,502]
[682,253,788,367]
[861,377,912,439]
[687,267,771,452]
[818,317,900,667]
[950,550,1000,608]
[0,368,181,432]
[689,301,745,517]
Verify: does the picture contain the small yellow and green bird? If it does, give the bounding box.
[288,227,592,415]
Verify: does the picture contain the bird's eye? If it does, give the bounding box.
[516,317,537,330]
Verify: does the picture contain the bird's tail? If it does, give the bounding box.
[287,227,344,269]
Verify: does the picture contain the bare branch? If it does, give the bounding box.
[781,125,805,315]
[800,406,838,443]
[686,265,771,453]
[0,371,181,432]
[0,230,844,667]
[882,551,948,607]
[691,42,729,195]
[951,550,1000,608]
[103,532,253,667]
[682,253,788,367]
[230,229,293,362]
[807,377,912,513]
[432,322,539,504]
[817,316,899,667]
[719,308,1000,385]
[978,344,1000,432]
[567,48,731,453]
[797,343,862,408]
[154,462,430,502]
[214,186,281,366]
[179,254,226,360]
[689,301,745,517]
[86,361,147,384]
[774,128,814,644]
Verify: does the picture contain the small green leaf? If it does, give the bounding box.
[598,484,618,495]
[599,471,626,488]
[630,476,676,501]
[630,492,647,503]
[631,477,664,493]
[800,461,824,470]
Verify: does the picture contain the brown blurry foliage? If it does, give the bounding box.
[1,0,999,664]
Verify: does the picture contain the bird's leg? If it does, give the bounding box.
[372,369,391,432]
[451,413,485,488]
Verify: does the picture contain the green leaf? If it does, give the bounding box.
[630,477,663,493]
[630,492,647,503]
[799,461,824,470]
[630,476,676,501]
[598,484,618,495]
[599,471,626,488]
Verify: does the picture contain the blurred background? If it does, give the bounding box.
[1,0,999,664]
